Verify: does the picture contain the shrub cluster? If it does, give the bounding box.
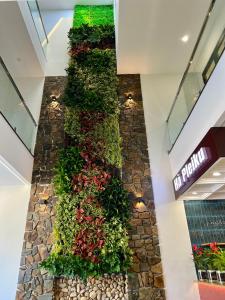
[40,5,132,280]
[68,24,115,55]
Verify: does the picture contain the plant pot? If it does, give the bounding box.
[216,271,225,284]
[198,270,208,281]
[207,270,217,283]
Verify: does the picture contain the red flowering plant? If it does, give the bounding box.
[192,242,223,270]
[192,244,207,270]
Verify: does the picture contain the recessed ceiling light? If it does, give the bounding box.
[181,35,189,43]
[213,172,222,177]
[192,191,198,195]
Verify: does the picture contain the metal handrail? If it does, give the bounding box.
[0,56,37,127]
[27,0,48,48]
[166,0,216,124]
[36,0,48,43]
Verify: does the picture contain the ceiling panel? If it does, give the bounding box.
[116,0,212,74]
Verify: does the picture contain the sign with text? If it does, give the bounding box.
[173,128,225,199]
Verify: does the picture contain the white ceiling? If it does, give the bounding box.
[38,0,113,10]
[116,0,212,74]
[179,158,225,201]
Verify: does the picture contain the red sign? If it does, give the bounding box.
[173,127,225,199]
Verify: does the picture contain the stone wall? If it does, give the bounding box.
[54,275,128,300]
[118,75,166,300]
[16,74,165,300]
[16,77,67,300]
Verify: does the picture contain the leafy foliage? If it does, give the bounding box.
[64,107,83,142]
[98,178,130,225]
[54,147,84,195]
[73,5,114,27]
[41,6,133,279]
[69,24,115,55]
[93,114,122,168]
[63,50,118,115]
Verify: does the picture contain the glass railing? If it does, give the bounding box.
[27,0,48,54]
[0,57,37,154]
[167,0,225,150]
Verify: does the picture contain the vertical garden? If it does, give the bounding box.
[41,5,133,280]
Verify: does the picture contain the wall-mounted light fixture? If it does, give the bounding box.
[125,92,136,109]
[134,196,146,209]
[50,94,58,101]
[127,93,133,100]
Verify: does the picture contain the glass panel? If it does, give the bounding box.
[27,0,48,54]
[167,0,225,149]
[0,59,37,153]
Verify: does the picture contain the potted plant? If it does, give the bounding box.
[192,245,208,281]
[213,249,225,284]
[205,243,220,283]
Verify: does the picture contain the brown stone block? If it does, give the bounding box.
[136,248,147,260]
[151,262,163,274]
[132,234,140,240]
[131,263,141,273]
[130,219,142,227]
[137,226,145,235]
[139,212,150,219]
[138,272,149,287]
[144,226,152,235]
[135,240,144,248]
[138,287,154,300]
[154,275,164,288]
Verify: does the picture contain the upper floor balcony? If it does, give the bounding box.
[167,0,225,151]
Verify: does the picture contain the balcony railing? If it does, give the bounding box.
[0,57,37,154]
[167,0,225,151]
[27,0,48,54]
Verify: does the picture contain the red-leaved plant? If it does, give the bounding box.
[73,208,105,263]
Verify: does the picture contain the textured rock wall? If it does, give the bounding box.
[16,77,67,300]
[118,75,166,300]
[54,275,128,300]
[16,75,166,300]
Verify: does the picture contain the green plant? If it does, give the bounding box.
[64,107,84,142]
[54,147,84,195]
[68,24,115,52]
[213,250,225,271]
[40,253,103,280]
[41,4,133,280]
[100,218,133,272]
[76,48,117,74]
[98,178,130,225]
[63,51,119,114]
[73,5,114,27]
[93,114,122,168]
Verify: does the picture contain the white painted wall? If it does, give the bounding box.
[41,10,73,35]
[169,50,225,177]
[0,185,30,300]
[38,0,113,10]
[17,1,46,72]
[0,114,33,183]
[141,74,200,300]
[45,14,72,76]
